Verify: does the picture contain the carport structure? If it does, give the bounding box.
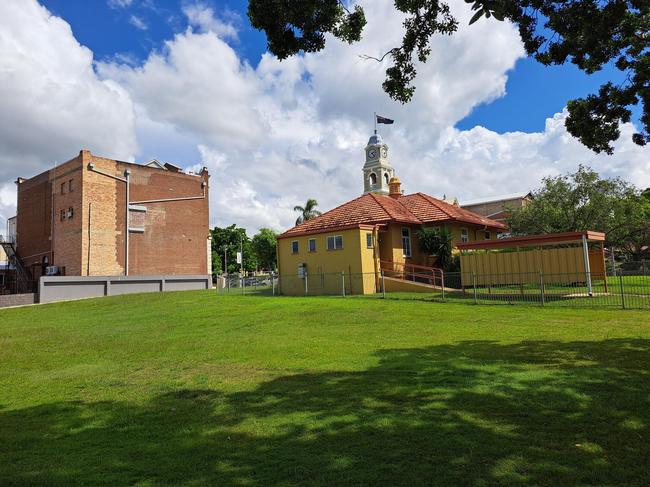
[457,231,607,296]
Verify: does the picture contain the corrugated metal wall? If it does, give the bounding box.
[460,246,606,286]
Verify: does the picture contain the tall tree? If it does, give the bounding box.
[252,228,278,270]
[210,225,258,274]
[248,0,649,153]
[507,166,650,260]
[293,198,322,225]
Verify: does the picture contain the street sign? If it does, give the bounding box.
[236,252,242,264]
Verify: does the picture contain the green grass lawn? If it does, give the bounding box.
[1,292,650,486]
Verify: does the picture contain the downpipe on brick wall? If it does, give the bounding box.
[88,162,208,276]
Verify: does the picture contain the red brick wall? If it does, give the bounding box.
[120,162,209,275]
[52,157,84,275]
[15,151,210,278]
[16,155,83,276]
[16,171,52,271]
[82,153,123,276]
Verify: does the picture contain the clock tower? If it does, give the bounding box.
[363,132,395,195]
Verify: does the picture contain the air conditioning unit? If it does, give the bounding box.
[45,266,59,276]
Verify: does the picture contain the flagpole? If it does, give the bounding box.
[373,112,377,134]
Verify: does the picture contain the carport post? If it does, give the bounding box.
[582,234,593,296]
[304,271,308,295]
[441,272,445,301]
[341,272,346,297]
[381,270,385,299]
[272,273,276,296]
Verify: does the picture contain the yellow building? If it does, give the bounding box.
[277,133,506,295]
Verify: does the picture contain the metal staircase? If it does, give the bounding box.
[0,236,34,294]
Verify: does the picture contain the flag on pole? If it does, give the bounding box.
[376,115,394,124]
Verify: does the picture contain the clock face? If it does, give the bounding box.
[368,148,377,159]
[381,147,388,158]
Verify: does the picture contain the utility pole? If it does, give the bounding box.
[223,245,229,290]
[240,233,244,294]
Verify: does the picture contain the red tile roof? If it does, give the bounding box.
[400,193,508,228]
[279,192,507,238]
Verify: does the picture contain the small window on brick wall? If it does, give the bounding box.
[67,207,74,219]
[60,209,65,221]
[60,182,65,195]
[68,179,74,192]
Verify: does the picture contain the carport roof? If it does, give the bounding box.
[457,231,606,250]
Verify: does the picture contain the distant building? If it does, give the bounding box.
[461,192,532,224]
[276,133,506,295]
[12,150,210,283]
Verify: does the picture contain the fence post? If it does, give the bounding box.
[381,270,385,299]
[272,274,276,296]
[441,272,445,301]
[341,272,346,297]
[539,271,545,307]
[619,271,626,309]
[472,272,478,305]
[241,274,245,295]
[304,271,308,295]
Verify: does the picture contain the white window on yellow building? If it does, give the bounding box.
[366,233,373,248]
[401,227,411,257]
[308,238,316,252]
[327,235,343,250]
[291,241,299,254]
[461,228,469,243]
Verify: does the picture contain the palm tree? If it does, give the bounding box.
[294,198,322,225]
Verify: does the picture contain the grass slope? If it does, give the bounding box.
[1,292,649,486]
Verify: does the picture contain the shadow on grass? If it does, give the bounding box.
[2,339,650,486]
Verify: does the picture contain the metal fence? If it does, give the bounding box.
[215,265,650,310]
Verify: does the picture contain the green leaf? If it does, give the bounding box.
[469,9,484,24]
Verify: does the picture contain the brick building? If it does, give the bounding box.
[461,192,532,224]
[14,150,210,281]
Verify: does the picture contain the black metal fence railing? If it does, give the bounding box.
[214,266,650,310]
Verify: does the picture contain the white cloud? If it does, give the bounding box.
[182,2,239,40]
[98,28,263,149]
[108,0,133,9]
[1,0,647,236]
[0,0,137,185]
[95,0,529,231]
[129,14,148,30]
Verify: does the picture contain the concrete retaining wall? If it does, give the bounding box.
[0,293,36,308]
[39,275,210,304]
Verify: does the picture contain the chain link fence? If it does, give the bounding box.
[215,262,650,309]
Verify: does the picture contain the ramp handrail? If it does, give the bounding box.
[380,260,444,290]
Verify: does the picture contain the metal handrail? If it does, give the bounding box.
[380,260,445,290]
[0,240,34,293]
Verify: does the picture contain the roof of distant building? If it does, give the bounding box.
[461,192,532,207]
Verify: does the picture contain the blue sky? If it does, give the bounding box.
[1,0,647,231]
[40,0,627,134]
